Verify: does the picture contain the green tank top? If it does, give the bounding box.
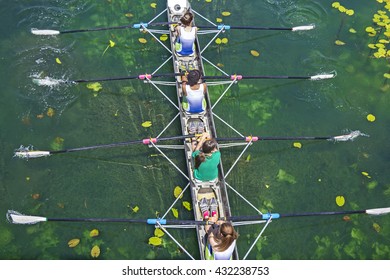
[192,150,221,181]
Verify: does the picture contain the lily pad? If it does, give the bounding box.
[68,238,80,248]
[182,201,192,211]
[336,195,345,207]
[171,208,179,218]
[91,245,100,258]
[154,228,164,237]
[173,186,183,199]
[89,229,99,237]
[148,236,162,246]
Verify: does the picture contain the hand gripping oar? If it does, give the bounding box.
[215,130,369,143]
[6,210,206,226]
[32,73,179,87]
[30,22,173,36]
[229,207,390,222]
[198,24,315,32]
[14,134,194,159]
[203,72,336,81]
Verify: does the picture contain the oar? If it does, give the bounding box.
[230,207,390,222]
[215,130,369,143]
[6,210,205,226]
[33,73,179,87]
[203,73,336,81]
[9,206,390,226]
[14,134,194,159]
[30,21,173,36]
[198,24,315,32]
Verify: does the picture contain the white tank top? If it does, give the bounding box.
[185,84,205,113]
[177,26,196,56]
[214,240,236,260]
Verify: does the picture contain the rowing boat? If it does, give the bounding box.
[166,0,237,260]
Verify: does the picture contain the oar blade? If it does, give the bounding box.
[292,24,315,31]
[366,207,390,215]
[6,210,47,224]
[31,28,60,36]
[331,130,369,142]
[310,73,336,80]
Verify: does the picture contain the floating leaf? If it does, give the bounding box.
[173,186,183,199]
[338,6,346,13]
[250,50,260,57]
[336,195,345,207]
[68,239,80,248]
[335,40,346,45]
[215,38,222,44]
[343,216,351,221]
[221,11,231,17]
[150,3,157,8]
[384,73,390,79]
[331,2,340,8]
[345,9,354,16]
[368,43,377,49]
[86,82,103,92]
[32,193,40,200]
[361,171,371,178]
[245,154,251,162]
[221,38,228,44]
[293,142,302,149]
[373,223,381,233]
[265,184,270,189]
[89,229,99,237]
[148,236,162,246]
[109,40,115,47]
[125,13,133,18]
[349,28,357,33]
[132,206,139,213]
[139,38,147,44]
[154,228,164,237]
[26,177,30,181]
[216,63,224,68]
[182,201,192,211]
[36,114,44,119]
[160,34,168,41]
[91,245,100,258]
[365,27,375,33]
[206,0,212,2]
[216,18,222,23]
[46,107,55,117]
[55,58,62,64]
[171,208,179,218]
[141,121,152,127]
[367,114,376,122]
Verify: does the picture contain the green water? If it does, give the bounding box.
[0,0,389,260]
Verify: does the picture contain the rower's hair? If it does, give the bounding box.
[180,12,194,26]
[213,222,238,252]
[194,139,218,169]
[187,70,201,86]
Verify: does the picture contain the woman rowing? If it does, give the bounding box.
[191,132,220,182]
[181,69,207,114]
[175,11,197,56]
[204,212,239,260]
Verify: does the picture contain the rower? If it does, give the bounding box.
[181,69,207,116]
[175,11,197,56]
[204,214,238,260]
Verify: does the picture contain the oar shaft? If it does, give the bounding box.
[216,136,332,142]
[50,134,194,155]
[73,73,179,84]
[60,24,133,34]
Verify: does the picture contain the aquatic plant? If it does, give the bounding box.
[365,1,390,82]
